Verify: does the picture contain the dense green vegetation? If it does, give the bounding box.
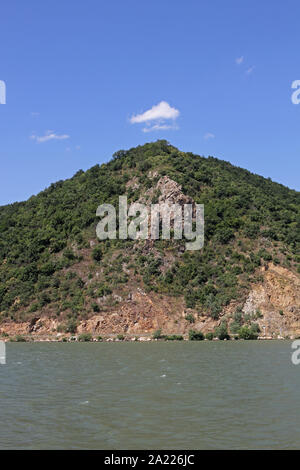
[0,140,299,328]
[189,330,205,341]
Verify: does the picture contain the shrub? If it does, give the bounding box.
[66,318,77,334]
[78,333,92,342]
[117,334,125,341]
[97,285,112,297]
[250,323,260,334]
[189,329,204,341]
[214,322,230,340]
[63,248,76,261]
[238,325,259,340]
[153,329,162,340]
[215,225,235,244]
[92,303,100,313]
[56,324,66,333]
[185,314,195,324]
[165,335,184,341]
[29,303,39,313]
[205,332,214,341]
[255,309,263,319]
[92,245,102,262]
[230,319,242,334]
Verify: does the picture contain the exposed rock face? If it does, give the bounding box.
[156,176,193,206]
[0,317,59,337]
[78,291,187,335]
[1,262,299,340]
[77,263,300,338]
[140,175,194,209]
[137,176,197,244]
[241,264,300,338]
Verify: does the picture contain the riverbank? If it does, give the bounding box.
[2,332,291,343]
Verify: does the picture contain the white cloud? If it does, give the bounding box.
[204,132,215,140]
[30,130,70,143]
[142,123,178,133]
[245,66,255,75]
[130,101,179,123]
[30,112,40,117]
[235,56,244,65]
[130,101,180,133]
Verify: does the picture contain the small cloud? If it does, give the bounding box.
[75,145,81,150]
[65,147,71,152]
[30,130,70,143]
[130,101,180,132]
[203,132,215,140]
[142,123,178,133]
[30,112,40,117]
[245,66,255,75]
[130,101,179,124]
[235,56,244,65]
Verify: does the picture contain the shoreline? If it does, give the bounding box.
[2,334,291,343]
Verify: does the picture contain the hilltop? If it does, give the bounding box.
[0,140,299,340]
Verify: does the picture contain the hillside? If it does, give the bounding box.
[0,140,299,340]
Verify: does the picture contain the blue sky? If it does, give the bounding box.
[0,0,300,205]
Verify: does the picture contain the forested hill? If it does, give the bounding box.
[0,141,299,338]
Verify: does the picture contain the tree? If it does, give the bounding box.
[214,322,230,340]
[92,245,102,262]
[189,329,204,341]
[238,325,259,340]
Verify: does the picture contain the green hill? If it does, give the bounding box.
[0,140,299,337]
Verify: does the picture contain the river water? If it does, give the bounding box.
[0,341,299,449]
